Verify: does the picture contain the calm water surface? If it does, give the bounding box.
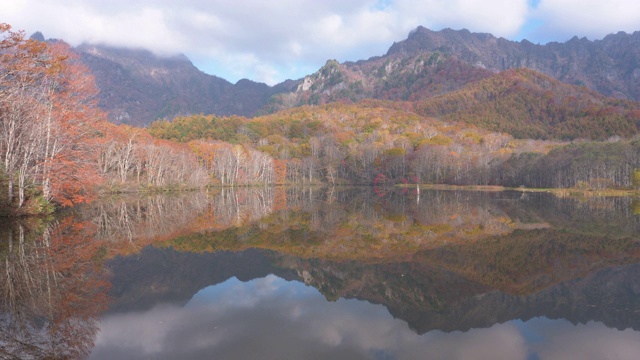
[1,188,640,359]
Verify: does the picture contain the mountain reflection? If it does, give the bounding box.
[106,246,640,335]
[92,275,640,360]
[1,187,640,358]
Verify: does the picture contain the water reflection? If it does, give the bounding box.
[1,187,639,358]
[91,275,640,360]
[73,188,640,254]
[0,218,109,359]
[105,246,640,335]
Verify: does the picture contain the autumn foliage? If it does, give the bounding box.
[0,24,105,213]
[414,68,640,140]
[2,22,640,217]
[146,99,640,189]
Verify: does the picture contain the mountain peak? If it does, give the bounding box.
[387,27,497,57]
[29,31,45,42]
[75,43,293,125]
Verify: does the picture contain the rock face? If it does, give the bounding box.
[269,27,640,113]
[76,44,298,125]
[386,26,640,101]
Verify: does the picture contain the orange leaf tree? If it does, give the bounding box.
[0,23,106,210]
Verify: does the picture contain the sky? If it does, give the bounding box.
[91,275,640,359]
[2,0,639,85]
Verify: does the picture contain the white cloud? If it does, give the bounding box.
[533,0,640,41]
[1,0,637,84]
[92,276,528,359]
[393,0,530,38]
[527,318,640,360]
[92,275,640,360]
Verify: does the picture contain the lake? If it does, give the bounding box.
[1,187,640,359]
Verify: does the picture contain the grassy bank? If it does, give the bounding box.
[397,183,640,197]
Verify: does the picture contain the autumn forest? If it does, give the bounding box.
[1,23,640,216]
[2,16,640,359]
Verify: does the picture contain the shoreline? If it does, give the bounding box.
[396,183,640,197]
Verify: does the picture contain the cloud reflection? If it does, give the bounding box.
[90,275,640,360]
[524,318,640,360]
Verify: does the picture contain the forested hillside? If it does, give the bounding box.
[272,62,640,141]
[414,68,640,140]
[2,23,640,217]
[148,101,640,189]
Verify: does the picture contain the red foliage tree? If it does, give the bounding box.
[0,23,106,210]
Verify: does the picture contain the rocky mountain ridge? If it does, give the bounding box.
[388,26,640,100]
[280,27,640,109]
[65,27,640,127]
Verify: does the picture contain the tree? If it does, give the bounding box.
[0,23,105,211]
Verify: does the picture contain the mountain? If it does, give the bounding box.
[275,27,640,108]
[266,28,640,140]
[68,27,640,134]
[106,245,640,334]
[414,68,640,139]
[387,26,640,101]
[262,67,640,140]
[106,247,299,313]
[76,44,298,125]
[266,52,494,112]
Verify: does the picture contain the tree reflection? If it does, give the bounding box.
[0,218,109,359]
[76,187,281,250]
[67,188,640,262]
[147,188,637,263]
[2,187,637,358]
